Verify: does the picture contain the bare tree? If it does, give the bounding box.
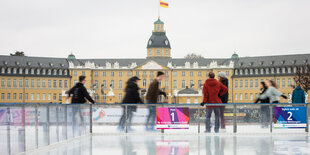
[184,53,204,59]
[294,64,310,93]
[10,51,25,56]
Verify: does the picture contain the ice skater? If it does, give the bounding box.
[258,80,287,103]
[145,71,166,131]
[118,76,143,131]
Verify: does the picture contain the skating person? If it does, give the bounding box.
[217,72,228,132]
[258,80,287,103]
[67,75,94,136]
[118,76,143,131]
[292,84,305,103]
[255,82,270,128]
[67,75,95,104]
[145,71,166,131]
[201,72,228,133]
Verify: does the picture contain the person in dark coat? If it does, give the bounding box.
[145,71,166,131]
[67,76,94,135]
[255,82,270,128]
[201,72,228,133]
[217,72,228,131]
[67,75,95,104]
[292,85,305,103]
[118,76,143,131]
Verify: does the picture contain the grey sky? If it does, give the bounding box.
[0,0,309,59]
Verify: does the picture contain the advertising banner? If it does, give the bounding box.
[156,107,189,129]
[274,106,307,128]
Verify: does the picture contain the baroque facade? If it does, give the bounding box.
[0,18,309,104]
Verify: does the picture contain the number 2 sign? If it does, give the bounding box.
[274,107,307,128]
[156,107,189,129]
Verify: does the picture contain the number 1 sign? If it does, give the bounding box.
[156,107,190,129]
[274,107,307,128]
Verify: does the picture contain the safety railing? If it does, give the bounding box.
[0,103,309,154]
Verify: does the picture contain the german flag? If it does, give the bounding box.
[160,1,168,8]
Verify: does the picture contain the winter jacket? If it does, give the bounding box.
[292,86,305,103]
[259,86,286,103]
[219,77,229,103]
[146,79,166,103]
[255,88,270,103]
[122,81,143,104]
[68,82,95,104]
[202,78,228,108]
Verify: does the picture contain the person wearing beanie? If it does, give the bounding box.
[217,72,229,132]
[145,71,167,131]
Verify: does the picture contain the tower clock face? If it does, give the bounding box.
[148,40,152,45]
[165,40,169,45]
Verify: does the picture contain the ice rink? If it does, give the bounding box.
[20,133,310,155]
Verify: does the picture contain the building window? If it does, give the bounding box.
[31,79,34,88]
[119,80,122,89]
[7,68,11,74]
[276,79,280,87]
[165,49,168,56]
[110,80,114,88]
[266,68,269,74]
[282,68,286,74]
[254,69,258,74]
[37,94,40,100]
[288,68,291,73]
[234,80,238,88]
[31,93,34,101]
[53,80,57,88]
[53,93,57,101]
[149,50,152,56]
[156,50,160,56]
[245,69,248,75]
[82,71,85,76]
[119,94,123,101]
[165,80,169,88]
[7,93,10,100]
[150,71,154,77]
[118,72,123,77]
[127,72,131,77]
[182,80,185,88]
[1,68,4,74]
[59,93,62,101]
[47,69,51,75]
[103,72,106,77]
[173,71,177,76]
[260,68,264,74]
[276,68,280,74]
[36,79,40,88]
[19,93,22,100]
[18,79,22,88]
[48,80,51,88]
[245,93,248,100]
[143,71,147,77]
[190,72,193,77]
[235,94,238,101]
[59,80,62,88]
[95,72,98,77]
[187,98,190,104]
[1,78,4,87]
[64,80,68,88]
[198,80,202,88]
[13,68,17,74]
[240,94,243,101]
[173,80,177,88]
[250,93,253,100]
[103,80,106,88]
[7,78,11,88]
[143,79,146,87]
[74,80,77,84]
[181,71,185,77]
[64,70,68,75]
[42,94,46,101]
[135,71,139,76]
[250,79,253,88]
[36,69,40,75]
[288,78,291,88]
[13,93,16,100]
[190,80,194,87]
[240,80,243,88]
[245,80,248,88]
[250,69,253,75]
[19,68,23,74]
[226,71,229,76]
[240,70,243,75]
[53,69,57,75]
[198,71,202,76]
[271,68,275,74]
[235,70,238,75]
[25,79,29,88]
[13,79,17,87]
[282,78,286,88]
[48,94,51,101]
[95,80,98,87]
[1,93,4,101]
[255,79,258,88]
[25,93,28,100]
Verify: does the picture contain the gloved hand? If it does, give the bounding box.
[200,102,205,106]
[281,94,288,99]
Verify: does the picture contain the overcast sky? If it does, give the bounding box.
[0,0,309,59]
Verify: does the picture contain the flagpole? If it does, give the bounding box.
[158,0,160,18]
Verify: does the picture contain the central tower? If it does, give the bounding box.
[147,18,171,58]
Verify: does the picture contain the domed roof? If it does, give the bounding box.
[231,52,239,59]
[147,32,171,48]
[67,52,76,59]
[154,18,164,24]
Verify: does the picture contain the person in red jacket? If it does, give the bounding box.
[201,72,228,133]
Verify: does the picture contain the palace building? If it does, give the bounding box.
[0,18,309,104]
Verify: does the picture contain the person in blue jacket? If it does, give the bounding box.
[292,84,305,103]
